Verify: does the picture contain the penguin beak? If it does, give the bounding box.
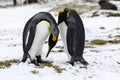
[46,34,58,58]
[46,46,51,58]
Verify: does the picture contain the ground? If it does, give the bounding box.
[0,1,120,80]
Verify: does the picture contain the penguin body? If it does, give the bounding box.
[28,21,50,60]
[58,8,88,66]
[22,12,59,66]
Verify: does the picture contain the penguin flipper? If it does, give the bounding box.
[26,26,35,51]
[23,25,36,62]
[22,19,31,62]
[22,17,35,62]
[67,27,75,56]
[66,27,76,65]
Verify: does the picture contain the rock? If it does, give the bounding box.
[98,0,118,10]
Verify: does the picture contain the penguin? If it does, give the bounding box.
[57,8,88,66]
[21,12,59,66]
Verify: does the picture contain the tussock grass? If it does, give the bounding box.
[39,60,66,73]
[0,59,66,73]
[92,11,120,17]
[49,2,98,15]
[91,39,107,45]
[30,70,39,74]
[106,12,120,17]
[57,50,64,52]
[115,28,120,30]
[92,11,100,17]
[55,46,64,49]
[90,39,120,45]
[80,66,87,69]
[0,59,20,69]
[0,5,13,8]
[114,35,120,38]
[108,40,120,43]
[85,45,95,48]
[51,49,64,53]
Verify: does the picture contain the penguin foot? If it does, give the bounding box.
[67,57,75,66]
[80,61,89,66]
[36,55,42,63]
[78,57,89,66]
[31,59,39,66]
[67,61,74,66]
[68,56,89,66]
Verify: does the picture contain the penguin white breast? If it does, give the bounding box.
[59,22,71,60]
[28,20,50,59]
[33,21,50,43]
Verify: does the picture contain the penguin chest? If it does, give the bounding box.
[34,21,50,43]
[29,21,50,55]
[59,22,71,60]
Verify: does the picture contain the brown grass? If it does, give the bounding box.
[0,59,19,69]
[39,60,66,73]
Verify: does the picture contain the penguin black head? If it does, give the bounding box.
[58,8,70,25]
[46,33,58,58]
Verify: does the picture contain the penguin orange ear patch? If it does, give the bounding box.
[60,9,64,13]
[52,34,57,41]
[58,9,65,15]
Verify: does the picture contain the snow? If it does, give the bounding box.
[0,1,120,80]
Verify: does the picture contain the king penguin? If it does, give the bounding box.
[21,12,59,66]
[57,8,88,66]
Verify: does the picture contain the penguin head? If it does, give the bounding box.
[46,33,58,57]
[58,8,70,24]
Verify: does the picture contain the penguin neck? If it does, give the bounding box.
[41,20,51,29]
[64,20,68,26]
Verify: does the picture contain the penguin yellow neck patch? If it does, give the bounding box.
[67,12,70,17]
[41,20,51,29]
[52,34,57,41]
